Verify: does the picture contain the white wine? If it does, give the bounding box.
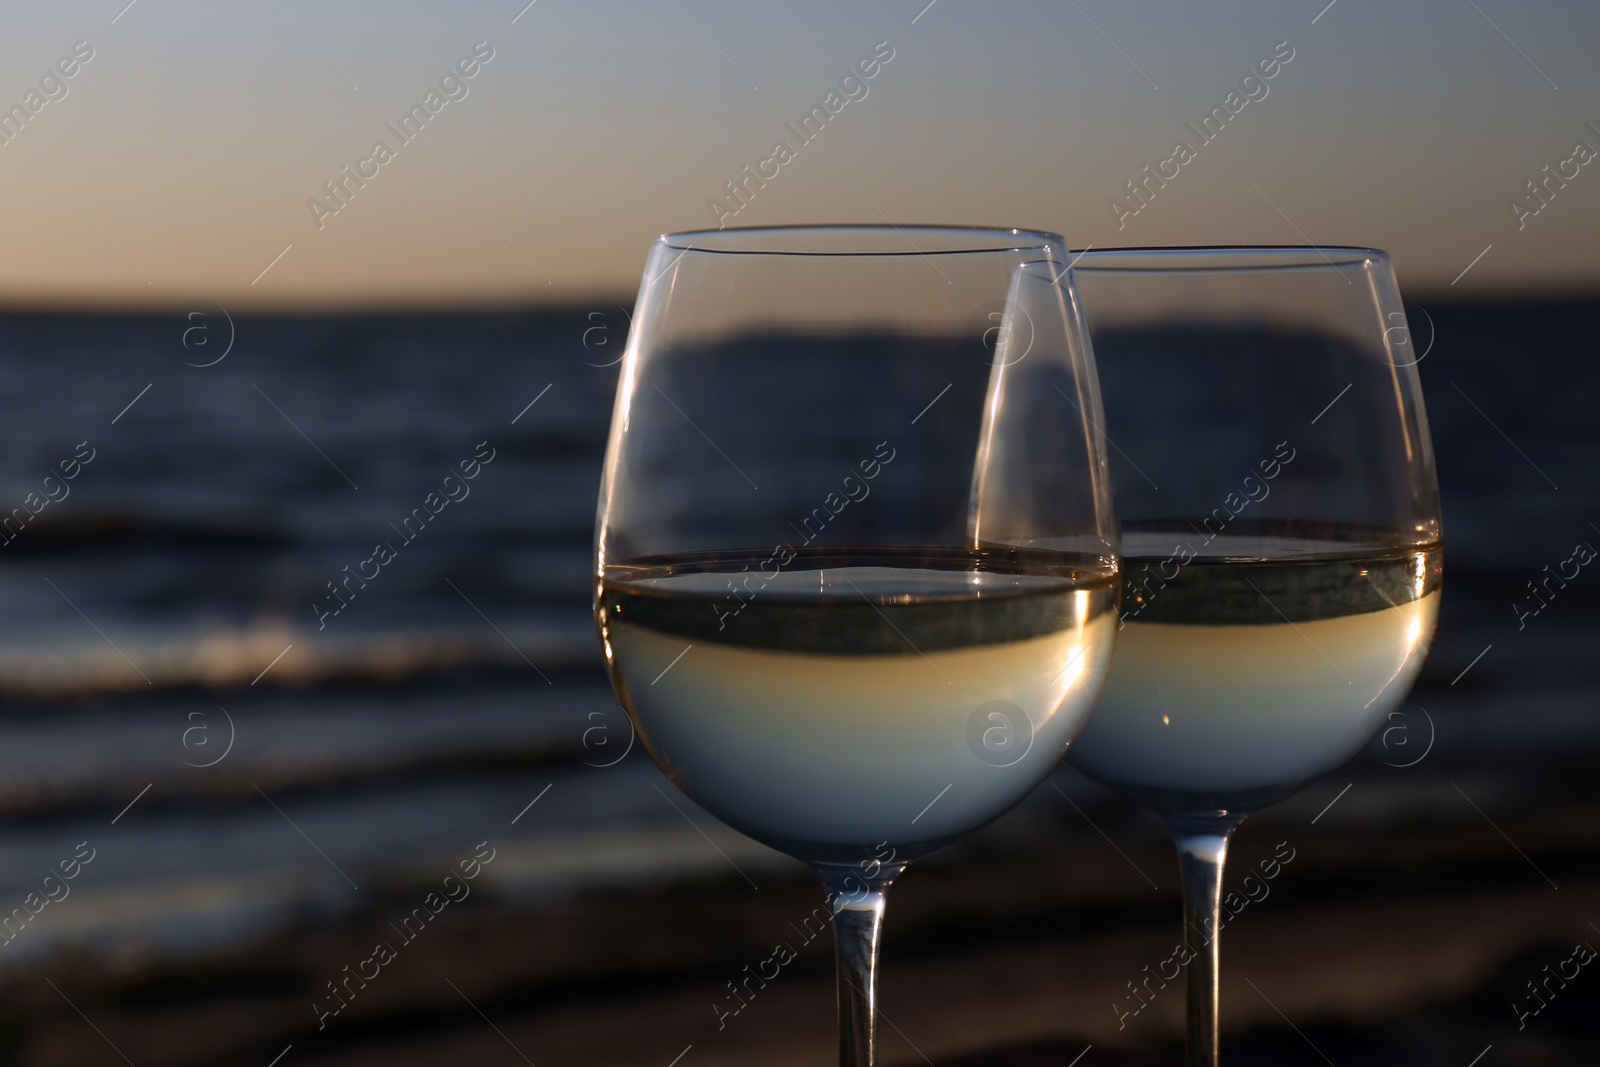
[598,548,1118,864]
[1069,534,1441,813]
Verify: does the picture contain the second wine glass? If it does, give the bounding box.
[1065,246,1442,1066]
[595,226,1119,1067]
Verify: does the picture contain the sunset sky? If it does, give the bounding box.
[0,0,1595,307]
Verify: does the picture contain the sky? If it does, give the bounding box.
[0,0,1596,308]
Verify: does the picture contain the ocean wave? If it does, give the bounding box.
[0,622,600,701]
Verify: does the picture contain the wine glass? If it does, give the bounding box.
[1064,246,1441,1066]
[595,226,1119,1067]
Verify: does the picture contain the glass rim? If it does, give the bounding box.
[1066,244,1390,273]
[659,224,1066,258]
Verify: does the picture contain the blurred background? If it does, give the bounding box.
[0,1,1596,1065]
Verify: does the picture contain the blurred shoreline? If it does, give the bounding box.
[0,298,1595,1062]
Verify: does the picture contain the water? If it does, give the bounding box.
[0,307,668,969]
[0,298,1593,972]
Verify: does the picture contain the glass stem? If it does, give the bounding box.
[815,861,908,1067]
[1165,815,1245,1067]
